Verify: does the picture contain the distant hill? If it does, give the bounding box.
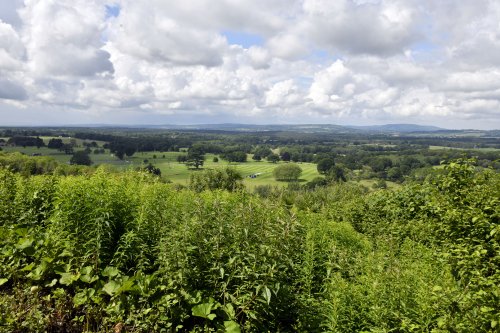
[148,123,359,133]
[151,123,452,134]
[347,124,444,133]
[13,123,498,137]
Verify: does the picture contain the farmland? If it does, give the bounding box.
[0,126,499,332]
[0,143,322,187]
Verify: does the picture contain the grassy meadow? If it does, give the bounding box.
[1,140,322,187]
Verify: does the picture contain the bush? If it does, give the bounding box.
[317,158,335,174]
[0,159,498,332]
[189,167,244,192]
[273,163,302,181]
[70,151,92,166]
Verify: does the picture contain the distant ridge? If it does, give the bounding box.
[346,123,444,132]
[147,123,445,133]
[3,123,499,137]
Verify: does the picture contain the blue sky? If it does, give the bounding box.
[223,31,264,48]
[0,0,499,129]
[105,4,120,18]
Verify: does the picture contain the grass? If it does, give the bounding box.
[147,153,321,188]
[0,147,407,190]
[1,146,72,163]
[429,145,500,152]
[0,147,405,190]
[0,147,321,187]
[116,152,321,187]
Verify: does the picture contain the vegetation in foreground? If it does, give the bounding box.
[0,156,499,332]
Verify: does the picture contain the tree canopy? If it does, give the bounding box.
[317,157,335,174]
[273,163,302,181]
[70,150,92,166]
[186,145,205,169]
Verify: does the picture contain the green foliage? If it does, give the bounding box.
[0,152,59,176]
[47,138,64,149]
[0,158,498,332]
[223,151,247,163]
[186,145,205,169]
[317,157,335,174]
[70,150,93,166]
[304,176,328,190]
[326,165,347,182]
[140,163,161,176]
[189,167,244,192]
[267,153,280,163]
[354,158,500,331]
[273,163,302,181]
[372,179,387,189]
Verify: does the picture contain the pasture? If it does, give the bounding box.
[0,144,321,187]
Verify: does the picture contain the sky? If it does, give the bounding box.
[0,0,500,129]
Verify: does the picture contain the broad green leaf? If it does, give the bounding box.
[59,272,80,286]
[80,266,93,275]
[262,286,271,305]
[117,278,135,293]
[192,301,216,320]
[223,303,236,319]
[21,263,35,272]
[73,291,88,306]
[80,274,98,284]
[102,280,121,296]
[58,249,73,257]
[45,279,57,287]
[16,238,32,249]
[0,278,8,286]
[432,286,443,292]
[224,320,241,333]
[17,238,35,256]
[54,264,70,274]
[102,266,120,278]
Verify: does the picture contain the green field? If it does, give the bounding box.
[134,152,321,187]
[0,146,400,189]
[429,145,500,152]
[0,147,321,187]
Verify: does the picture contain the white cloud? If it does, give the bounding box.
[440,70,500,92]
[108,3,227,67]
[300,0,421,55]
[0,78,27,101]
[20,0,113,77]
[0,20,25,71]
[247,46,271,69]
[265,79,302,107]
[0,0,499,128]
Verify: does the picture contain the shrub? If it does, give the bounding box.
[273,163,302,181]
[189,167,244,192]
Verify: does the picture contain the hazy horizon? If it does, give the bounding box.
[0,121,490,132]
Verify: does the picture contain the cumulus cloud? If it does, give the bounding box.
[0,20,25,71]
[247,46,271,69]
[20,0,113,77]
[107,4,227,67]
[1,0,500,128]
[0,78,27,101]
[301,0,422,55]
[265,80,302,107]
